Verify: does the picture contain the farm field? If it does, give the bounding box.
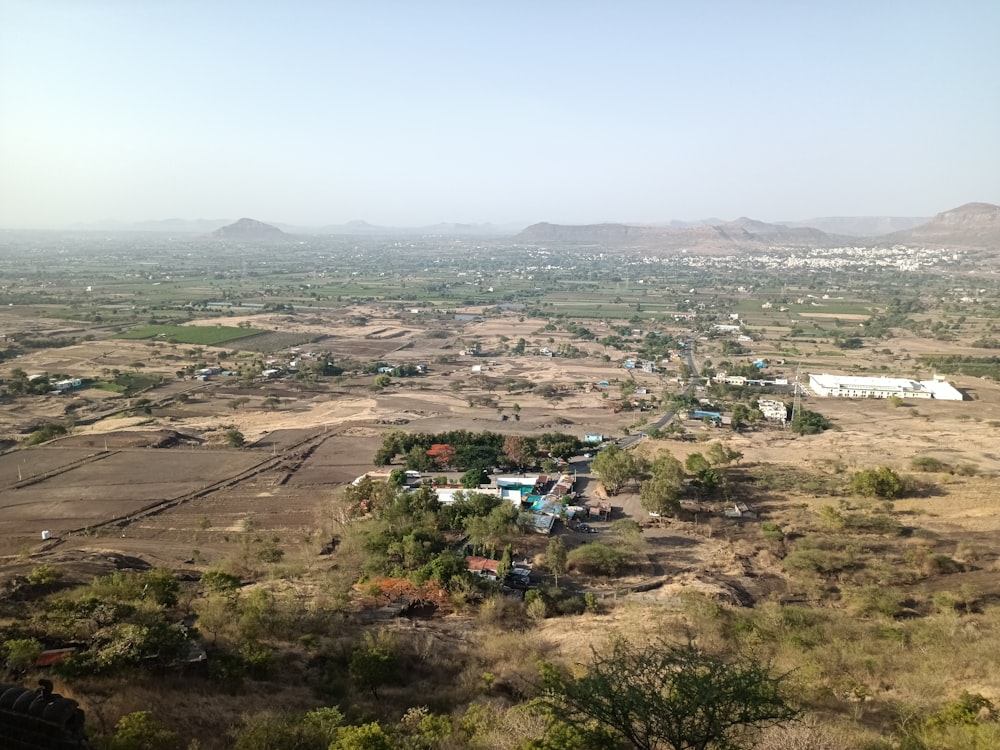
[115,324,267,345]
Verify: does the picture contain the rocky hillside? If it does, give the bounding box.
[880,202,1000,247]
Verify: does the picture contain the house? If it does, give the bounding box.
[758,399,788,423]
[467,556,501,580]
[529,513,556,534]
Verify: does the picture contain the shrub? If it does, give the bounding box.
[851,467,904,499]
[27,564,63,585]
[911,456,950,473]
[566,543,631,577]
[25,422,68,445]
[224,429,246,447]
[760,523,785,542]
[790,409,830,435]
[201,569,242,592]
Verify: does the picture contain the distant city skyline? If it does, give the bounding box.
[1,1,998,229]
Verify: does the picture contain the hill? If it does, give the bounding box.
[211,217,288,241]
[515,218,841,254]
[787,215,929,236]
[880,202,1000,247]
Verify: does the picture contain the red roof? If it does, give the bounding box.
[466,556,500,574]
[36,648,76,667]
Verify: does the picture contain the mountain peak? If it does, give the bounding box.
[212,218,286,240]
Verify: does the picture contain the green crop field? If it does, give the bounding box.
[115,324,268,345]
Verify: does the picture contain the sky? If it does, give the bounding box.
[1,1,999,228]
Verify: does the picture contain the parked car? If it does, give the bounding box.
[576,523,598,533]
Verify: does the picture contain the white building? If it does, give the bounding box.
[758,399,788,422]
[808,374,963,401]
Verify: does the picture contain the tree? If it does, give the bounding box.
[232,708,343,750]
[2,638,42,674]
[105,710,184,750]
[404,445,435,472]
[706,442,742,467]
[503,434,537,471]
[349,634,398,700]
[538,638,799,750]
[461,467,486,489]
[790,409,830,435]
[730,403,750,431]
[332,723,393,750]
[546,537,568,588]
[685,453,710,475]
[591,445,646,495]
[538,432,582,460]
[566,543,631,577]
[497,545,513,580]
[851,466,904,499]
[426,443,457,470]
[374,373,392,388]
[640,452,684,517]
[224,429,246,447]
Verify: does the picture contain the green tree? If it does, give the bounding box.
[232,708,343,750]
[104,710,184,750]
[790,409,830,435]
[332,723,393,750]
[566,543,631,577]
[685,453,710,475]
[851,466,905,499]
[224,429,246,447]
[591,445,646,496]
[461,467,486,488]
[2,638,42,674]
[349,633,399,699]
[27,564,63,585]
[730,403,751,431]
[538,639,798,750]
[640,452,684,517]
[706,442,742,467]
[546,537,568,588]
[497,545,513,580]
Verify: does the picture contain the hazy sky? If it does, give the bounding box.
[2,1,999,228]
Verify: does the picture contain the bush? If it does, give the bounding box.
[201,569,242,592]
[911,456,950,473]
[25,422,68,445]
[760,523,785,542]
[851,467,904,499]
[790,409,830,435]
[224,429,246,447]
[27,564,63,585]
[566,543,631,576]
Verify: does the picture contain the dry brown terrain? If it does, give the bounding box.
[1,304,998,607]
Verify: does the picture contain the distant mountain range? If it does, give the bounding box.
[514,203,1000,253]
[43,202,1000,250]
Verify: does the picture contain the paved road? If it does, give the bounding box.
[618,340,699,448]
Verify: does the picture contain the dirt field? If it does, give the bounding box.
[2,304,1000,613]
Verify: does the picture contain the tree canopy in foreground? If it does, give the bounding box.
[538,638,799,750]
